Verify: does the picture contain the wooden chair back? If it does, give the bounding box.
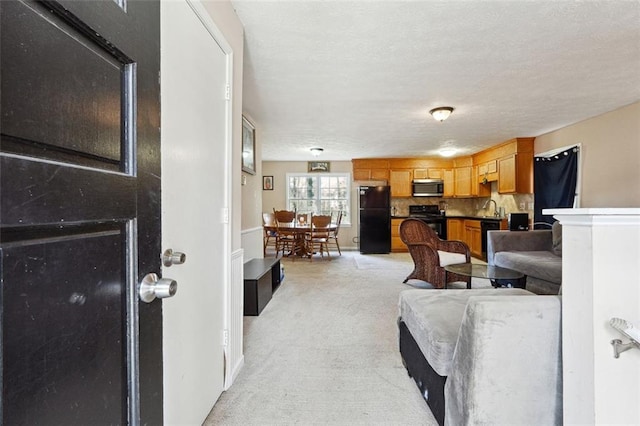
[311,214,332,229]
[262,212,276,227]
[273,209,295,225]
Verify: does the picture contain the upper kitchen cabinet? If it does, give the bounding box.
[443,169,454,197]
[473,137,534,194]
[498,153,534,193]
[471,165,491,197]
[443,157,489,198]
[414,168,445,180]
[477,159,498,183]
[352,159,390,181]
[454,166,472,197]
[389,169,413,197]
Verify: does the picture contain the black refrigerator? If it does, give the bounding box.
[359,185,391,254]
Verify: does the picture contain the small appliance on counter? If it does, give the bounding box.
[509,213,529,231]
[359,186,391,253]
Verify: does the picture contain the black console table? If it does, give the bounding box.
[243,257,282,316]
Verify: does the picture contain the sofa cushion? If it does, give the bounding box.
[399,288,533,376]
[494,250,562,284]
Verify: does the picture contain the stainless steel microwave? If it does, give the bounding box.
[412,179,444,197]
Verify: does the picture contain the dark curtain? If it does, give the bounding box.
[534,147,578,228]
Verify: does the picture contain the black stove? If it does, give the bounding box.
[408,205,444,218]
[408,205,447,239]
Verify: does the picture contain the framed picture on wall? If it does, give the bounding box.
[242,116,256,175]
[308,161,330,172]
[263,176,273,190]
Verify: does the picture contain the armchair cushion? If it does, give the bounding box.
[437,250,467,267]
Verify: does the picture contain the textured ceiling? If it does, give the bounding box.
[231,0,640,161]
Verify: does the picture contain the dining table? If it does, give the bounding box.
[264,222,337,258]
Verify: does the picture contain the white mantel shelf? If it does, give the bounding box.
[544,208,640,224]
[543,208,640,425]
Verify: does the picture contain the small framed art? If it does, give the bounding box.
[263,176,273,190]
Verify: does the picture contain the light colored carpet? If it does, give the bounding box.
[204,251,438,425]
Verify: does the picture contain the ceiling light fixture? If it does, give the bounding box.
[439,148,457,157]
[429,106,454,122]
[310,147,324,157]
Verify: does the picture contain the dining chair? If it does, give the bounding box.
[273,209,296,258]
[306,214,332,261]
[399,218,471,288]
[327,210,343,255]
[262,212,278,256]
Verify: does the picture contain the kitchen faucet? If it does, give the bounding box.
[482,199,500,217]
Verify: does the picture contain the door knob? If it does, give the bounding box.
[139,273,177,303]
[162,248,187,267]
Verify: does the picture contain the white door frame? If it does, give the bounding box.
[184,0,235,387]
[186,0,233,390]
[163,0,235,398]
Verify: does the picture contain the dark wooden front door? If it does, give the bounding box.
[1,1,162,424]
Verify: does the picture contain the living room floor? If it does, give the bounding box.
[204,251,439,425]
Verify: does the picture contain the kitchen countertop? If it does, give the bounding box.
[391,215,506,221]
[445,215,506,222]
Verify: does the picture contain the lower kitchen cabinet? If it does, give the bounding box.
[464,220,483,259]
[391,218,408,252]
[447,218,465,242]
[447,218,482,259]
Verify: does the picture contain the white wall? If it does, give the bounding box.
[535,102,640,208]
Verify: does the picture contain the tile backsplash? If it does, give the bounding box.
[391,182,534,219]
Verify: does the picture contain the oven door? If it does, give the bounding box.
[415,218,446,240]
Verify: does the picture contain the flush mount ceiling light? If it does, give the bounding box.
[429,106,454,122]
[439,148,457,157]
[310,147,324,157]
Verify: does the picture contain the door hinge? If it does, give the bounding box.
[222,207,229,224]
[225,84,230,101]
[222,329,229,347]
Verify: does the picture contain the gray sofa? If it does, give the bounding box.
[398,289,563,425]
[487,228,562,295]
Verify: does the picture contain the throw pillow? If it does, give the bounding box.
[552,221,562,257]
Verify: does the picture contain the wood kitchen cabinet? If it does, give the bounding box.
[471,166,491,197]
[352,159,390,182]
[413,169,428,179]
[454,167,472,197]
[391,218,408,252]
[477,159,498,182]
[414,168,445,180]
[443,169,454,197]
[464,220,483,259]
[389,170,413,197]
[498,153,533,194]
[353,168,389,181]
[447,218,465,242]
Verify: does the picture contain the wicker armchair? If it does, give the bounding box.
[399,218,471,289]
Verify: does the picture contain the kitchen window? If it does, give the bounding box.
[286,173,350,224]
